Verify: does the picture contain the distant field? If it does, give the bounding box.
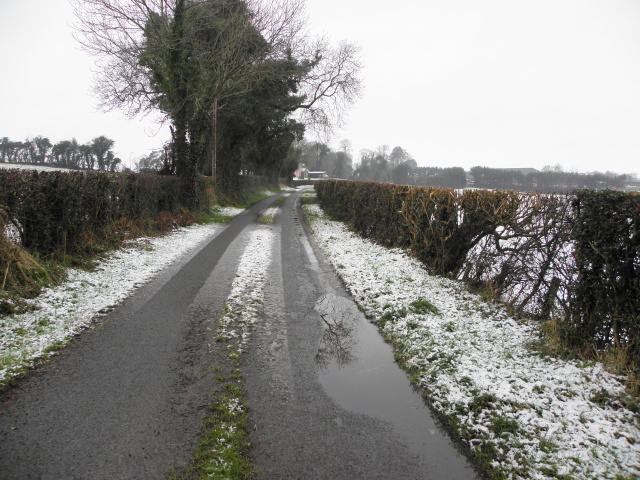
[0,163,75,172]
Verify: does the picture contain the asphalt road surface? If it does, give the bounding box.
[0,190,481,479]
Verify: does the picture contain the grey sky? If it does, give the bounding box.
[1,0,639,176]
[0,0,169,169]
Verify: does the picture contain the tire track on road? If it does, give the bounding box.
[0,194,281,480]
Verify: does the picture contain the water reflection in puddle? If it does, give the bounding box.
[315,294,477,479]
[315,295,357,368]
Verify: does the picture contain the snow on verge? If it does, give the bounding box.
[0,224,224,385]
[304,202,640,480]
[216,206,245,217]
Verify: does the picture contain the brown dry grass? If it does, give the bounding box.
[536,318,640,409]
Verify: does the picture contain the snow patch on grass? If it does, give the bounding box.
[216,206,245,217]
[258,207,280,224]
[0,223,223,385]
[215,227,274,359]
[304,202,640,480]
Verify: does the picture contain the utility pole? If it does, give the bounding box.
[212,100,218,179]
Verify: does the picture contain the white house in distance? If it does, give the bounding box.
[294,164,328,180]
[294,164,309,179]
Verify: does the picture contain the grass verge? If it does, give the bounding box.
[531,318,640,412]
[168,369,252,480]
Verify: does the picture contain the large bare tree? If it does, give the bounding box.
[72,0,361,202]
[72,0,302,114]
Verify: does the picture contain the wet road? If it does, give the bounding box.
[0,189,480,479]
[0,195,281,479]
[244,191,480,479]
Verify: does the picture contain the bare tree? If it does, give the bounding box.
[72,0,362,192]
[73,0,360,126]
[72,0,306,115]
[71,0,170,117]
[291,37,362,135]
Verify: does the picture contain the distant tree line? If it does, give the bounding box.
[353,145,417,184]
[411,167,467,189]
[469,166,629,192]
[0,135,122,172]
[298,142,466,188]
[299,140,633,192]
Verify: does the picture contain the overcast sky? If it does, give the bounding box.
[1,0,639,176]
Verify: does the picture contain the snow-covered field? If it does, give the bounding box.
[0,163,76,173]
[303,201,639,480]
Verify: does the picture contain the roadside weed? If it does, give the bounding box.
[169,371,252,480]
[409,298,439,315]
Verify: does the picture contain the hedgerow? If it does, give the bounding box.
[0,170,215,257]
[0,170,216,300]
[568,189,640,360]
[315,180,640,369]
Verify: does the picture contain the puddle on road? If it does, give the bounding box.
[315,294,477,479]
